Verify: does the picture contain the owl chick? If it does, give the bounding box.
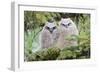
[40,21,59,49]
[56,18,79,49]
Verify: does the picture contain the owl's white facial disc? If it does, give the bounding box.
[60,18,72,28]
[45,22,57,33]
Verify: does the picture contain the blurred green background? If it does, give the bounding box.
[24,11,90,61]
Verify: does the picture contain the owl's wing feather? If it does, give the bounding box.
[41,30,52,49]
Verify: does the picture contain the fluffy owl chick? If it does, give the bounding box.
[56,18,79,49]
[40,22,59,49]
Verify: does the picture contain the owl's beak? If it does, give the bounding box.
[49,28,53,33]
[65,25,68,28]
